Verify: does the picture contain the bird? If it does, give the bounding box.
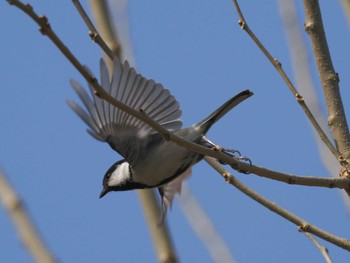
[68,55,253,223]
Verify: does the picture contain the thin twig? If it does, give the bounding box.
[204,157,350,252]
[231,0,341,165]
[0,170,55,263]
[87,0,122,58]
[7,0,350,192]
[72,0,114,60]
[303,0,350,169]
[302,232,333,263]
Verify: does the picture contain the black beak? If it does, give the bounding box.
[99,188,108,198]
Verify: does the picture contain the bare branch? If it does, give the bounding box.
[138,190,177,263]
[178,185,237,263]
[278,0,350,210]
[0,170,55,263]
[231,0,341,164]
[303,0,350,168]
[72,0,114,60]
[7,0,350,193]
[87,0,122,59]
[277,0,340,177]
[204,157,350,252]
[302,232,333,263]
[240,164,350,189]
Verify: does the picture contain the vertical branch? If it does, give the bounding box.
[277,0,340,176]
[0,171,55,263]
[303,0,350,168]
[138,189,177,263]
[278,0,350,209]
[139,190,177,263]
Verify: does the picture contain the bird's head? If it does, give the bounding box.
[99,160,132,198]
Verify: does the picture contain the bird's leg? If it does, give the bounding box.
[220,147,241,157]
[202,137,252,172]
[204,137,240,156]
[204,137,242,157]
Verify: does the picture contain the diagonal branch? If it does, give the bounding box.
[72,0,114,60]
[86,0,122,58]
[231,0,341,165]
[204,157,350,252]
[302,232,333,263]
[0,170,55,263]
[7,0,350,192]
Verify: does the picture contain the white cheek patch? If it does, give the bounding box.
[109,162,130,186]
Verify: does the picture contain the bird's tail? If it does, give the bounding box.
[195,90,253,134]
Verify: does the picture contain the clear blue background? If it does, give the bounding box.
[1,0,350,262]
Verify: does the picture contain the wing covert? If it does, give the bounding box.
[68,56,183,162]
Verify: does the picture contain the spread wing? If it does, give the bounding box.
[68,56,183,164]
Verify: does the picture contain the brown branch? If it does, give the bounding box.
[239,163,350,189]
[87,0,122,58]
[7,0,350,193]
[6,0,350,190]
[277,0,340,176]
[0,170,56,263]
[302,232,333,263]
[303,0,350,169]
[204,157,350,252]
[72,0,114,60]
[138,190,177,263]
[231,0,341,165]
[277,0,350,210]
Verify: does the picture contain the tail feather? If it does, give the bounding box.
[196,90,253,133]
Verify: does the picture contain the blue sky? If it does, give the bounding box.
[1,0,350,262]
